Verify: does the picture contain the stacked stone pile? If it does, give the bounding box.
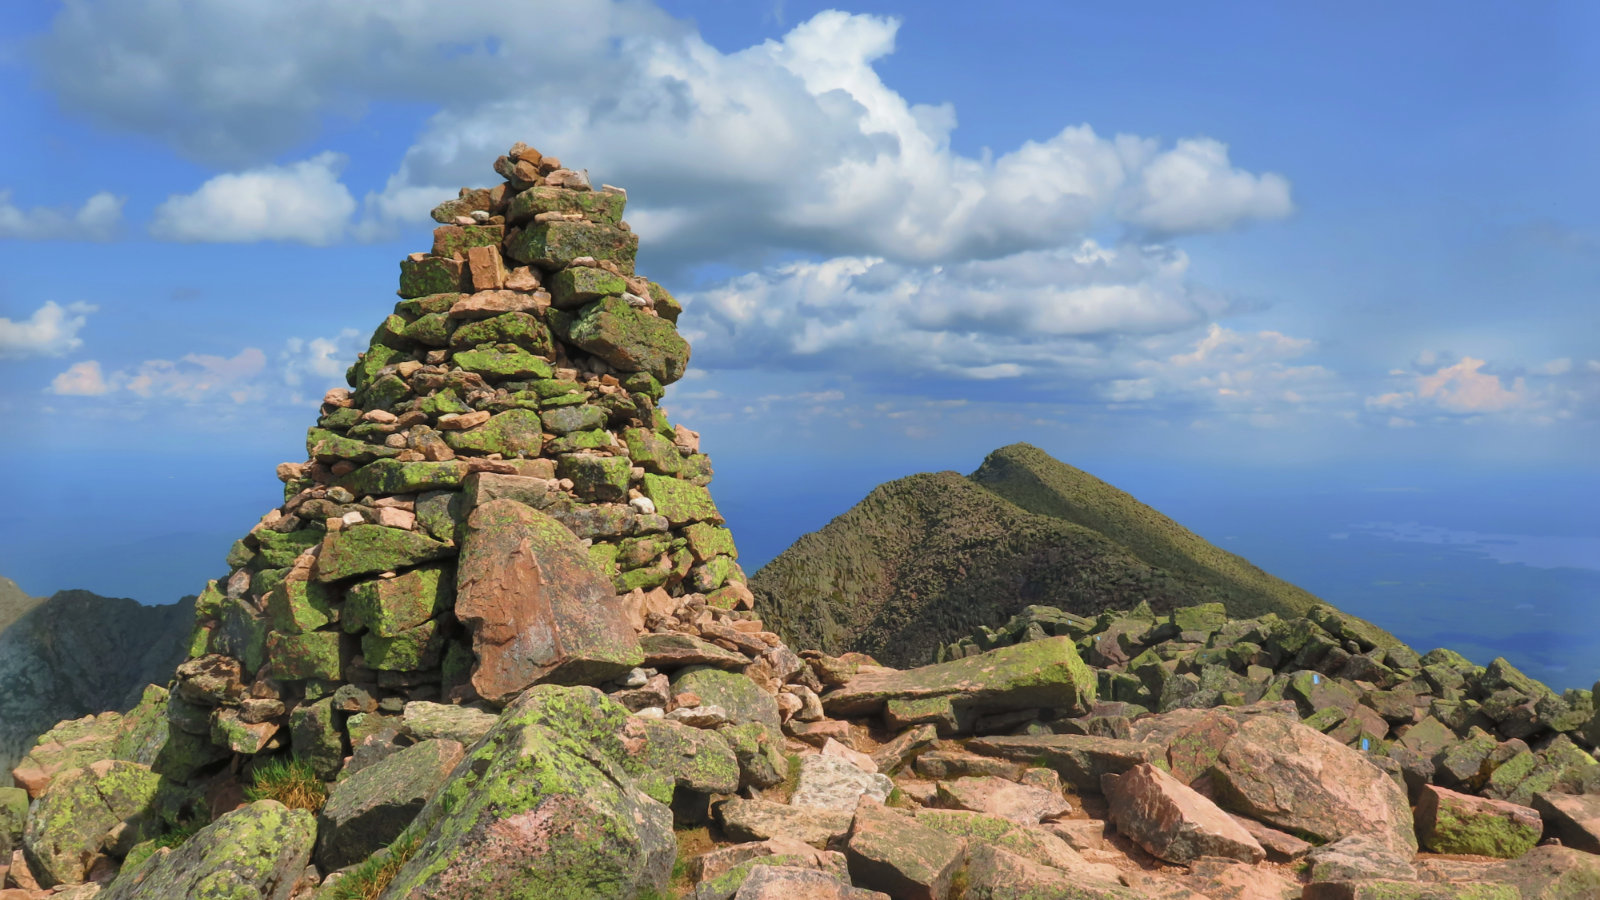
[8,144,1600,899]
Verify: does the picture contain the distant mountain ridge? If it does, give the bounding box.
[751,443,1398,667]
[0,575,40,633]
[0,586,194,773]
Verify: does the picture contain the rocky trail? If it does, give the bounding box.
[3,145,1597,900]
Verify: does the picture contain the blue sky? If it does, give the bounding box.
[0,3,1596,684]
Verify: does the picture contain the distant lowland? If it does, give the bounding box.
[750,442,1400,668]
[0,577,192,773]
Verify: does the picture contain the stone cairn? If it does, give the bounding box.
[168,142,759,780]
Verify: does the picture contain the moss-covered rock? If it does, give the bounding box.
[265,631,343,682]
[505,220,638,272]
[399,256,464,299]
[338,459,468,496]
[23,760,161,887]
[632,717,740,804]
[441,408,545,457]
[314,525,452,583]
[377,685,674,899]
[548,266,628,309]
[102,799,316,900]
[344,565,455,638]
[552,296,689,384]
[670,667,781,733]
[558,454,631,502]
[316,738,465,872]
[640,473,721,525]
[505,185,626,226]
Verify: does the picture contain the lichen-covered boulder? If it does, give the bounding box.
[454,499,642,701]
[671,667,781,733]
[23,760,160,887]
[963,733,1167,793]
[315,738,465,871]
[632,717,740,803]
[821,637,1095,733]
[0,786,27,863]
[551,296,690,385]
[102,799,314,900]
[378,685,674,899]
[1415,785,1541,859]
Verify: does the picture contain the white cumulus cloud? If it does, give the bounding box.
[150,153,356,245]
[50,360,111,395]
[0,301,98,359]
[0,191,123,240]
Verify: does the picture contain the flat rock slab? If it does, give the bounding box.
[965,733,1167,792]
[102,800,315,900]
[1415,785,1541,858]
[400,701,498,744]
[731,865,889,900]
[845,803,966,900]
[961,843,1141,900]
[1479,843,1600,899]
[822,637,1094,732]
[718,798,853,848]
[1179,858,1302,900]
[791,754,893,813]
[934,776,1070,824]
[640,633,750,670]
[1532,791,1600,854]
[1209,715,1416,850]
[1302,882,1518,899]
[454,499,641,701]
[1101,763,1265,865]
[315,738,464,871]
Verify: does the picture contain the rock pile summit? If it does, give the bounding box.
[5,144,1600,900]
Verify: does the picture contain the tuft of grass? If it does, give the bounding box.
[153,819,202,850]
[327,835,420,900]
[245,757,328,812]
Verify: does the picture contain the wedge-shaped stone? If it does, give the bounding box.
[1101,763,1265,865]
[964,734,1165,792]
[845,803,966,900]
[553,296,690,384]
[314,524,452,583]
[821,637,1095,734]
[1210,715,1417,850]
[1415,785,1541,858]
[378,686,674,900]
[1532,791,1600,854]
[103,800,315,900]
[315,738,465,872]
[454,499,641,701]
[640,632,749,670]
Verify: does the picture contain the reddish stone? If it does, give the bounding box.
[1532,791,1600,854]
[454,499,641,701]
[1102,763,1265,865]
[466,245,506,291]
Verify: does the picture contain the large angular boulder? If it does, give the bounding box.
[1532,791,1600,854]
[102,800,314,900]
[315,738,465,871]
[1101,763,1265,865]
[1480,844,1600,899]
[23,760,160,887]
[378,685,674,899]
[844,803,966,900]
[670,667,781,733]
[454,499,642,701]
[1209,715,1416,850]
[1414,785,1541,859]
[632,717,741,802]
[821,637,1094,734]
[960,843,1139,900]
[729,865,889,900]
